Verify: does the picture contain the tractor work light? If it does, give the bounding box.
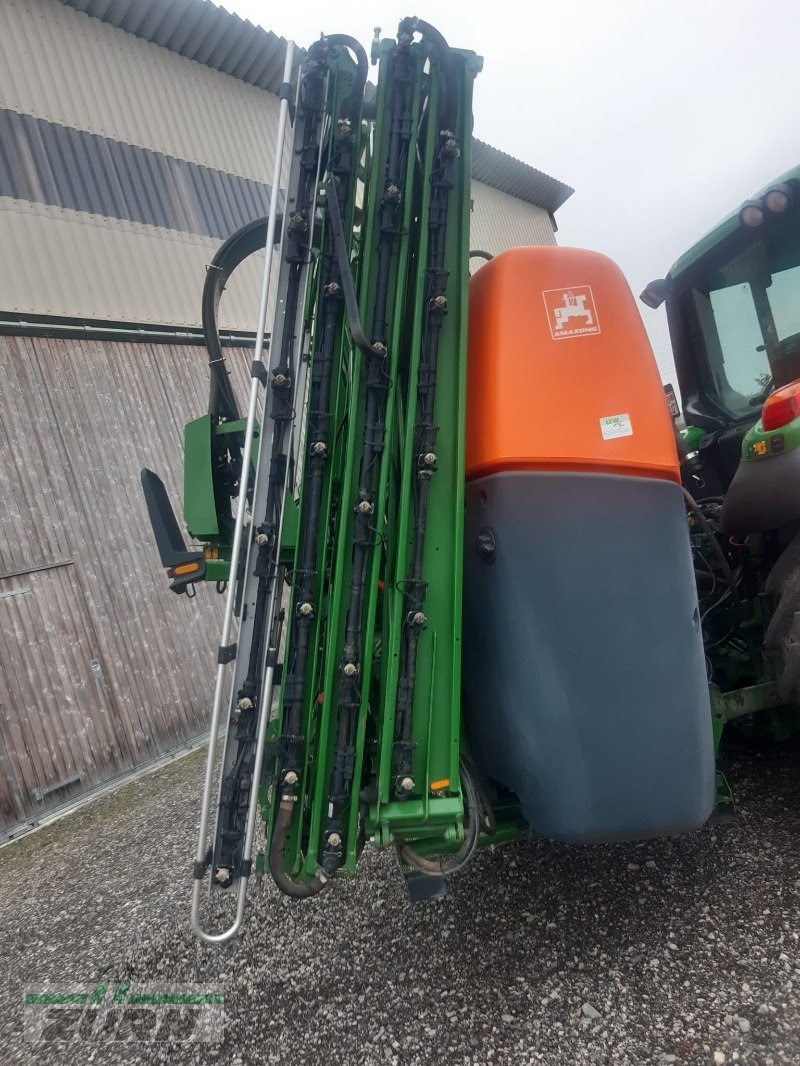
[761,380,800,431]
[763,183,792,214]
[739,200,765,228]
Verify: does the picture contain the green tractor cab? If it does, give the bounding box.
[642,167,800,747]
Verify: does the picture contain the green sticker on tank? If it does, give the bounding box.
[599,413,633,440]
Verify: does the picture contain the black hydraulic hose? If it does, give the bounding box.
[322,34,369,117]
[241,40,329,700]
[280,122,360,753]
[370,49,413,346]
[203,216,280,423]
[269,797,327,898]
[213,585,284,887]
[321,38,416,876]
[469,249,493,276]
[397,17,457,135]
[461,754,496,835]
[682,486,740,626]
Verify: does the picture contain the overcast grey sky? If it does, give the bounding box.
[227,0,800,395]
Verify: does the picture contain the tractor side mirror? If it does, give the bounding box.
[640,278,670,309]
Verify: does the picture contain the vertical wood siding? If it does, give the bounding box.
[0,334,250,835]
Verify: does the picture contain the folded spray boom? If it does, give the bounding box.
[141,22,485,939]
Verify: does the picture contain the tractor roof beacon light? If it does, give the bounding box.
[763,183,792,214]
[761,380,800,431]
[739,199,765,228]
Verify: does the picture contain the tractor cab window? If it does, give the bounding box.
[705,282,768,408]
[767,262,800,339]
[690,214,800,420]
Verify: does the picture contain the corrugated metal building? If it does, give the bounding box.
[0,0,573,836]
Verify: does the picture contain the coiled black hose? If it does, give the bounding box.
[202,216,278,423]
[399,760,481,876]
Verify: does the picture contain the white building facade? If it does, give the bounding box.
[0,0,573,836]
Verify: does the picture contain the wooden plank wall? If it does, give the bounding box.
[0,334,249,835]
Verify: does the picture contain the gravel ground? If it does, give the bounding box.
[1,741,799,1065]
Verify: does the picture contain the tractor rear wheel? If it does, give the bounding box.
[764,531,800,701]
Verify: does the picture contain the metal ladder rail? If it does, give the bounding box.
[190,40,297,944]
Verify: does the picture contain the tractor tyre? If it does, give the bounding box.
[764,531,800,702]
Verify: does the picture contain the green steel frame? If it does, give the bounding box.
[176,30,500,892]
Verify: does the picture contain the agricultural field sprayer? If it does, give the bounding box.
[142,20,738,942]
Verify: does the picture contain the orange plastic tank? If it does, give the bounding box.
[461,246,713,843]
[466,246,679,483]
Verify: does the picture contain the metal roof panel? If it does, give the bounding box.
[58,0,296,93]
[471,139,573,214]
[58,0,573,213]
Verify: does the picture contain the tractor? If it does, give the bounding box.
[641,168,800,762]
